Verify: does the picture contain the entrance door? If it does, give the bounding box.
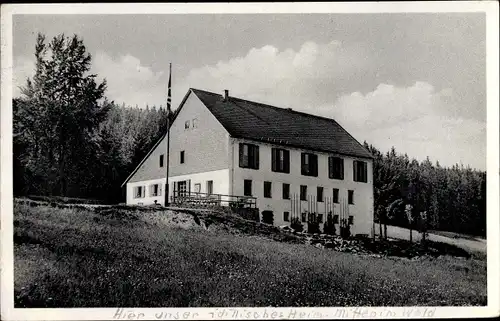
[178,181,187,197]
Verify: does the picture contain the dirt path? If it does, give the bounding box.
[374,224,486,253]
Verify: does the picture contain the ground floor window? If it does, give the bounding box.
[134,186,145,199]
[348,190,354,204]
[264,181,272,198]
[282,183,290,199]
[149,184,161,197]
[300,185,307,201]
[206,180,213,194]
[244,179,252,196]
[333,188,339,203]
[283,211,290,222]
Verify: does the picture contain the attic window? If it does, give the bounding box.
[192,118,198,128]
[185,120,190,129]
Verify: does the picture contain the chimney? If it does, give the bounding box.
[223,89,229,102]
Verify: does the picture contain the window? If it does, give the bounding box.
[348,215,354,225]
[264,181,272,198]
[317,186,324,202]
[328,157,344,180]
[333,214,339,224]
[206,180,213,195]
[134,186,145,199]
[318,213,324,223]
[150,184,161,197]
[194,183,201,193]
[159,154,164,167]
[185,120,190,129]
[300,185,307,201]
[282,183,290,200]
[301,153,318,176]
[348,190,354,204]
[301,212,306,222]
[239,143,259,169]
[353,160,368,183]
[180,151,185,164]
[192,118,198,128]
[333,188,339,203]
[177,181,187,196]
[271,148,290,173]
[244,180,252,196]
[283,211,290,222]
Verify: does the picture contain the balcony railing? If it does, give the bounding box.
[171,191,257,208]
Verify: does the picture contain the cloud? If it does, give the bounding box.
[180,40,370,109]
[326,82,486,170]
[13,56,36,97]
[92,52,166,107]
[12,41,485,170]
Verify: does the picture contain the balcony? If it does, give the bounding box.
[171,191,257,209]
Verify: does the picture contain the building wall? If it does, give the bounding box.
[126,90,231,204]
[128,135,168,183]
[127,178,166,206]
[230,138,374,236]
[168,91,230,177]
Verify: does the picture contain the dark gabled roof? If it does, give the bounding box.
[191,88,373,159]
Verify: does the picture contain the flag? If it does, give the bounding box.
[166,62,172,115]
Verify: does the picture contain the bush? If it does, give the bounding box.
[339,219,351,239]
[307,222,321,234]
[323,215,336,235]
[290,217,303,232]
[261,211,274,225]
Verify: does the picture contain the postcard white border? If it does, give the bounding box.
[1,2,499,320]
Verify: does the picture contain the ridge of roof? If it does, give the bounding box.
[190,88,373,159]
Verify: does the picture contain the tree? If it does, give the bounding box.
[15,33,110,197]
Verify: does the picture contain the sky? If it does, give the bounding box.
[12,13,487,170]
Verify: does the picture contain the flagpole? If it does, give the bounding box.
[165,62,172,207]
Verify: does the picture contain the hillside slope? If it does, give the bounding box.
[13,200,487,307]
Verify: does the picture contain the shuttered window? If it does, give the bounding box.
[353,160,368,183]
[328,157,344,180]
[301,153,318,176]
[271,148,290,173]
[239,143,259,169]
[134,186,145,199]
[149,184,162,197]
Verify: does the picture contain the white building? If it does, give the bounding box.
[122,88,374,236]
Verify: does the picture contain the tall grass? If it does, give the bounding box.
[13,203,487,307]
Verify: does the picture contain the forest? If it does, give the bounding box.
[12,33,487,237]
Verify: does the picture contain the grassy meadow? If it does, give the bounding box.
[13,201,487,307]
